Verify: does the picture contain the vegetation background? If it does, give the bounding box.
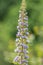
[0,0,43,65]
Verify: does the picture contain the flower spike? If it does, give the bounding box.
[13,0,30,65]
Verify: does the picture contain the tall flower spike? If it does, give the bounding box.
[13,0,30,65]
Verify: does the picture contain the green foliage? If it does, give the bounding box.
[0,0,21,21]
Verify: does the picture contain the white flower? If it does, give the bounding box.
[16,32,21,37]
[24,17,28,21]
[21,28,24,31]
[16,38,19,42]
[18,22,24,26]
[15,47,22,53]
[23,49,29,54]
[19,14,21,18]
[24,28,28,31]
[18,29,20,32]
[17,26,20,29]
[26,32,29,35]
[26,39,30,43]
[18,19,21,22]
[26,50,29,54]
[14,47,18,52]
[16,43,19,46]
[24,22,28,27]
[18,22,21,25]
[18,22,28,27]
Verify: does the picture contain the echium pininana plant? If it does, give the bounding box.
[13,0,30,65]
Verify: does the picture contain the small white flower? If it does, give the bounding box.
[18,29,20,32]
[23,49,29,54]
[17,26,20,29]
[25,36,28,39]
[18,19,20,22]
[24,16,28,21]
[26,39,30,43]
[24,22,28,27]
[14,47,18,52]
[18,22,21,25]
[15,47,22,53]
[26,32,29,35]
[19,14,21,18]
[16,32,21,37]
[21,28,24,31]
[24,28,28,31]
[16,38,19,42]
[26,50,29,54]
[16,43,19,46]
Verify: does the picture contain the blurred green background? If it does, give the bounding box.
[0,0,43,65]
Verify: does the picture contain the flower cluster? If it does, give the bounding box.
[13,0,30,65]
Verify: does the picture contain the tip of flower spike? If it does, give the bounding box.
[20,0,26,10]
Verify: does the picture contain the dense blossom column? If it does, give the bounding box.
[13,0,30,65]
